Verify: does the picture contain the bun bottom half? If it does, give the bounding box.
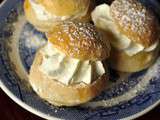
[29,48,108,106]
[109,47,159,73]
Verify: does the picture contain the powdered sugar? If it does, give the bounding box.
[110,0,156,41]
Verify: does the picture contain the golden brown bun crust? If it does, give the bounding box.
[29,49,108,106]
[24,0,93,32]
[109,47,159,72]
[47,21,110,61]
[110,0,160,47]
[77,0,95,22]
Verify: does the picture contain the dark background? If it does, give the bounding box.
[0,0,159,120]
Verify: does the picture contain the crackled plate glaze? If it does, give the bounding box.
[0,0,160,120]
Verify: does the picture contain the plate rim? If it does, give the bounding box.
[1,80,160,120]
[0,0,159,120]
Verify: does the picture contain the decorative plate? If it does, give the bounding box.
[0,0,160,120]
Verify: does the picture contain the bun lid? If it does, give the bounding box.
[46,21,110,61]
[110,0,160,47]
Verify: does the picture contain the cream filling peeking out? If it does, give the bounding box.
[91,4,158,56]
[39,43,105,85]
[29,0,88,21]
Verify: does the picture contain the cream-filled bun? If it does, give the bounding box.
[92,0,160,72]
[24,0,94,32]
[29,21,110,106]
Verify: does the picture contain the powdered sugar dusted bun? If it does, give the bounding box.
[110,0,159,47]
[46,21,110,61]
[29,50,107,106]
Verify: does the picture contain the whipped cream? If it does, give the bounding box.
[39,43,105,85]
[29,0,55,21]
[92,4,158,56]
[29,0,88,21]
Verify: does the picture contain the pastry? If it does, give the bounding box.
[24,0,94,32]
[92,0,160,72]
[29,21,110,106]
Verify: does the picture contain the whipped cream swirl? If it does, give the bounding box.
[39,43,105,85]
[29,0,89,21]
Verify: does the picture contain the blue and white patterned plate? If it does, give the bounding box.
[0,0,160,120]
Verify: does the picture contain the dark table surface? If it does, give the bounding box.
[0,0,159,120]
